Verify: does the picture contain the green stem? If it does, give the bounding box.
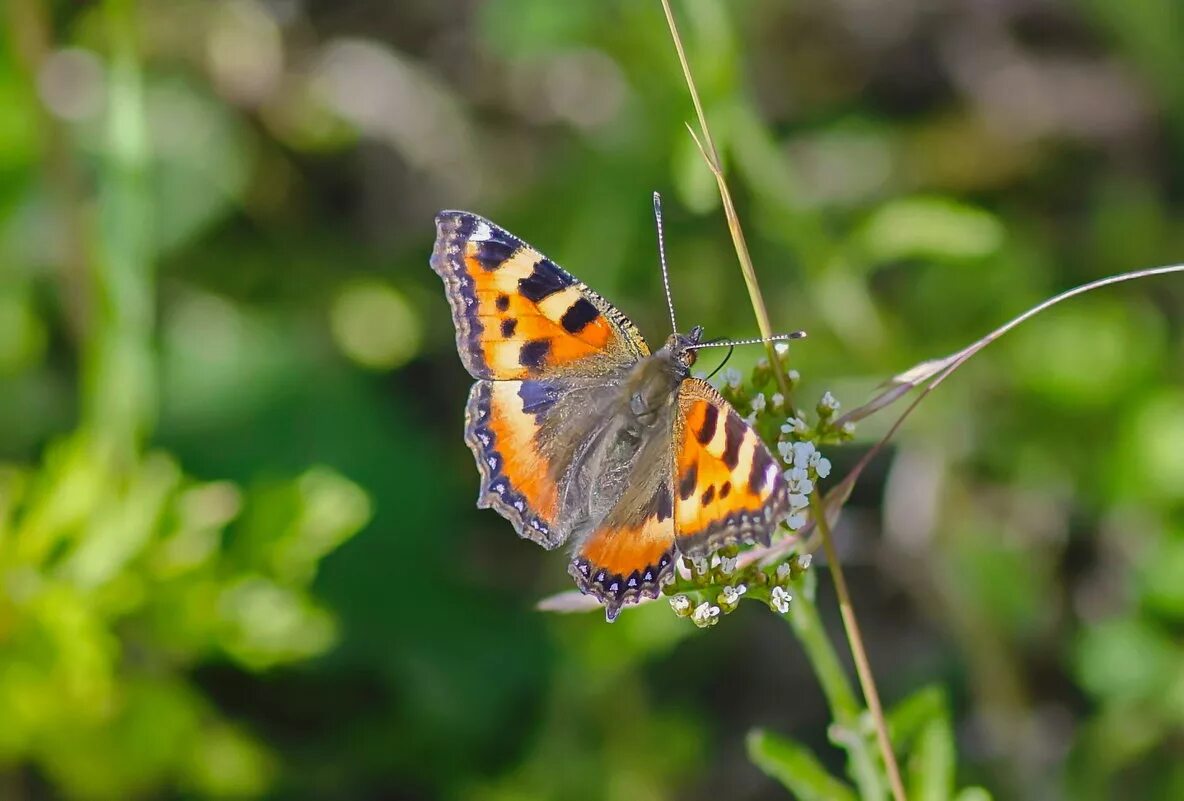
[659,1,906,797]
[786,578,885,801]
[87,0,155,464]
[811,492,907,801]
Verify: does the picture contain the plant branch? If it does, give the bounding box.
[786,579,886,800]
[815,262,1184,551]
[659,2,906,798]
[811,493,907,801]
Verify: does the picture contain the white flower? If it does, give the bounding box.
[774,342,789,357]
[819,391,840,413]
[756,357,770,372]
[670,594,693,615]
[841,422,855,436]
[720,584,747,605]
[751,392,767,413]
[786,512,807,530]
[769,586,792,614]
[814,457,832,479]
[692,602,721,627]
[788,492,809,511]
[780,416,807,436]
[719,554,738,575]
[785,466,808,484]
[787,369,800,383]
[771,392,785,410]
[777,441,793,463]
[796,553,813,571]
[722,368,742,390]
[792,441,816,469]
[775,562,792,582]
[690,555,710,575]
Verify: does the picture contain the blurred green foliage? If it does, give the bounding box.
[0,0,1182,799]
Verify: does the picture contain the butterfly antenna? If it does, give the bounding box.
[687,331,808,351]
[653,192,678,333]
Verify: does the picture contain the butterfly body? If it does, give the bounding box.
[433,210,789,620]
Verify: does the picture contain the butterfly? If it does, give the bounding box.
[430,196,796,621]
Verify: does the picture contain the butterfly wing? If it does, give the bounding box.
[432,211,649,380]
[673,378,789,553]
[437,211,653,550]
[568,479,676,622]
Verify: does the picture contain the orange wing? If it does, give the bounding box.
[569,481,676,622]
[673,378,789,553]
[432,211,648,380]
[465,379,565,548]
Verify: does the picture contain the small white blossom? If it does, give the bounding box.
[756,357,770,372]
[771,392,785,410]
[797,554,812,571]
[788,492,809,511]
[792,441,816,469]
[774,342,789,357]
[750,392,767,413]
[814,457,832,478]
[780,416,807,436]
[787,369,800,383]
[692,602,721,627]
[690,555,710,575]
[777,441,794,463]
[670,594,693,615]
[775,562,792,582]
[719,554,738,575]
[722,368,742,390]
[819,391,841,413]
[720,584,747,605]
[786,512,808,530]
[841,422,855,436]
[769,586,792,614]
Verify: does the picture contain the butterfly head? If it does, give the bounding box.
[663,325,704,371]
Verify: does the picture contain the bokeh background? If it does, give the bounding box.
[2,0,1183,799]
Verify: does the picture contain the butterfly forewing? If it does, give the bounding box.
[431,211,648,381]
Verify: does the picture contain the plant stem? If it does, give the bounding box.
[89,0,155,464]
[787,579,886,801]
[659,1,907,797]
[811,492,907,801]
[659,0,793,409]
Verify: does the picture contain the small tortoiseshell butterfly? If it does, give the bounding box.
[430,196,795,621]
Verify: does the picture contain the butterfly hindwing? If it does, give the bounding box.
[432,211,649,380]
[673,378,789,553]
[569,479,677,622]
[465,379,566,548]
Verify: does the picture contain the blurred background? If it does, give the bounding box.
[1,0,1183,799]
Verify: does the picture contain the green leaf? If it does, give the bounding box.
[887,684,949,751]
[747,729,856,801]
[907,718,955,801]
[953,788,994,801]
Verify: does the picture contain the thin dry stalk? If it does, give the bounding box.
[658,2,907,799]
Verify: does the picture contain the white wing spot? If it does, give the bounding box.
[471,220,494,241]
